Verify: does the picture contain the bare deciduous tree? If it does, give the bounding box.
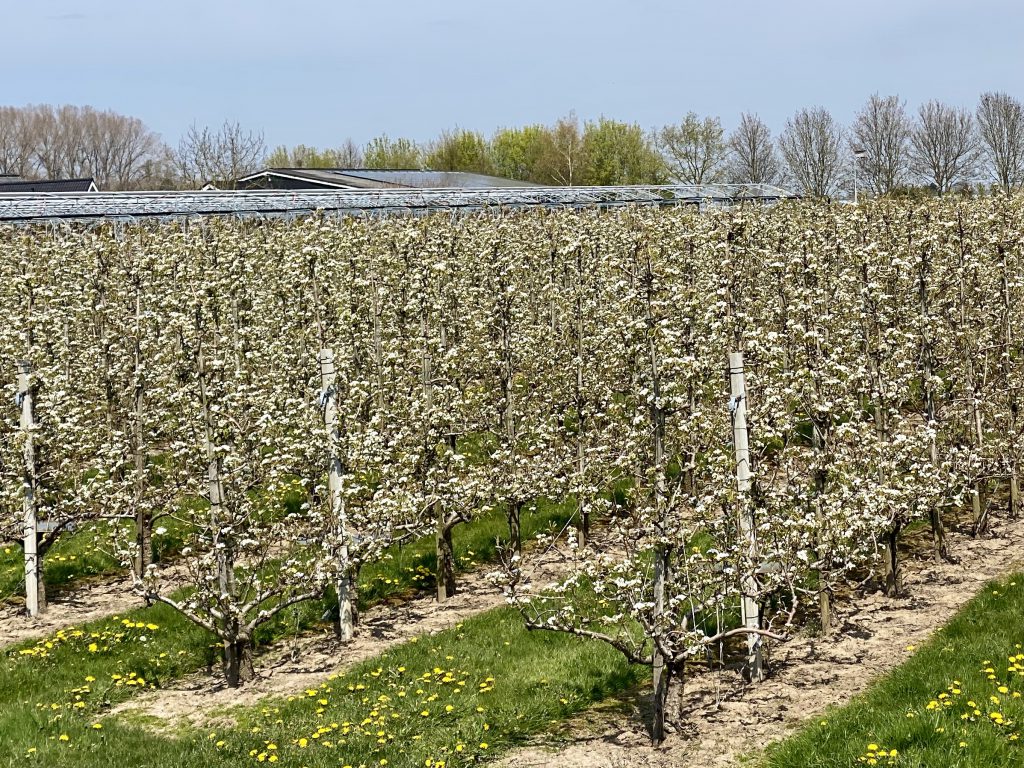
[976,91,1024,193]
[910,101,980,195]
[0,106,36,176]
[173,120,266,188]
[778,107,844,198]
[0,104,164,189]
[657,112,728,184]
[852,94,912,196]
[727,112,780,185]
[80,109,162,190]
[336,138,363,168]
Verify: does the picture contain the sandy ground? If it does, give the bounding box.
[0,565,188,648]
[496,517,1024,767]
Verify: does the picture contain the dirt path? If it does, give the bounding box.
[497,517,1024,768]
[109,546,569,729]
[0,566,187,648]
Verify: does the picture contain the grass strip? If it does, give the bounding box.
[764,573,1024,768]
[0,503,575,762]
[1,605,643,768]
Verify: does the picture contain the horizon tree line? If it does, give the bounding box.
[0,93,1022,196]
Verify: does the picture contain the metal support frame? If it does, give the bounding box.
[0,184,796,225]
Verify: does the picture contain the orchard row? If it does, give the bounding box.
[1,197,1022,737]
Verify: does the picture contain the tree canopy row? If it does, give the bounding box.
[1,92,1023,194]
[1,196,1022,739]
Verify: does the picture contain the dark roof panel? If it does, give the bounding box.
[236,168,542,190]
[0,178,96,193]
[337,170,542,189]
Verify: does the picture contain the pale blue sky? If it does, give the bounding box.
[6,0,1023,148]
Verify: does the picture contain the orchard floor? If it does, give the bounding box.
[496,515,1024,768]
[107,545,571,729]
[3,518,1021,767]
[0,561,188,648]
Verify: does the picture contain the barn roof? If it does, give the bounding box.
[0,178,98,193]
[236,168,543,190]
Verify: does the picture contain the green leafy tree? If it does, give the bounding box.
[362,135,423,169]
[581,117,665,185]
[533,113,586,186]
[491,124,549,182]
[266,141,362,168]
[425,128,494,174]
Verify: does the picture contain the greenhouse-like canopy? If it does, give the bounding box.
[0,184,794,225]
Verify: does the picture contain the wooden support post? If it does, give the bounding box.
[320,348,353,641]
[18,360,41,617]
[197,351,232,607]
[729,351,763,682]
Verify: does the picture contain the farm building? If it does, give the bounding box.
[233,167,544,190]
[0,175,98,192]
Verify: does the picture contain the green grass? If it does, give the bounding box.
[0,528,117,601]
[763,573,1024,768]
[357,497,573,607]
[0,497,617,767]
[0,508,195,604]
[247,498,574,647]
[1,490,571,615]
[0,604,643,767]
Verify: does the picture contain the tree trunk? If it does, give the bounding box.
[883,524,903,597]
[811,419,831,635]
[18,360,43,616]
[972,487,985,536]
[729,351,763,682]
[507,500,522,555]
[135,510,152,578]
[921,250,946,560]
[132,279,151,578]
[651,547,669,746]
[999,246,1020,520]
[336,573,355,642]
[819,587,832,636]
[133,379,151,576]
[223,637,255,688]
[319,348,354,642]
[436,505,457,602]
[971,380,988,536]
[666,660,686,729]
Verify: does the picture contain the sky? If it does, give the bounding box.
[7,0,1024,150]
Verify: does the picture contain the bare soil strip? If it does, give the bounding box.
[0,565,188,648]
[496,518,1024,767]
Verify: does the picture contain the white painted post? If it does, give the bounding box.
[18,360,40,617]
[729,351,763,682]
[320,348,353,641]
